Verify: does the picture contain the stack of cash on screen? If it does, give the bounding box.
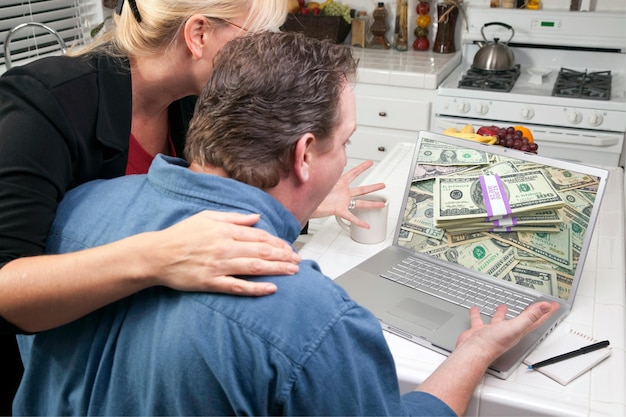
[401,137,600,299]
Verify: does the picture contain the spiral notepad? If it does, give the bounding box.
[523,329,612,385]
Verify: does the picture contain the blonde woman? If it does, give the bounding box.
[0,0,383,410]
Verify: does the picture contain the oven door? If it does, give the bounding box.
[432,116,625,167]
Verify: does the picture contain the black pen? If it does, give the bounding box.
[528,340,610,369]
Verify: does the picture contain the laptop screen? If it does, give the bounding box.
[396,133,608,302]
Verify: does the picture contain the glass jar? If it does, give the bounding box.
[433,2,458,54]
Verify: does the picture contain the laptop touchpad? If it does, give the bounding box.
[388,298,454,330]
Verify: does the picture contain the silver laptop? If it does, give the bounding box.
[335,130,609,379]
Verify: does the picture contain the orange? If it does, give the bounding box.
[514,125,534,143]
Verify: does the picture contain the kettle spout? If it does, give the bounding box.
[476,41,485,48]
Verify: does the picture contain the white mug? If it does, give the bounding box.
[335,194,389,244]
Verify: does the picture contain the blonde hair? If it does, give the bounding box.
[74,0,287,57]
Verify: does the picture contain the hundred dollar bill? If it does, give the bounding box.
[487,222,574,270]
[418,145,490,166]
[542,166,599,192]
[402,187,445,240]
[504,265,558,296]
[434,170,564,224]
[413,164,476,182]
[445,223,561,234]
[422,239,518,279]
[481,160,519,176]
[436,208,563,228]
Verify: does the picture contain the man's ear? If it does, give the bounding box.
[183,15,209,59]
[293,134,316,184]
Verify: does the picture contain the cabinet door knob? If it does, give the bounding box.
[377,146,386,152]
[378,111,387,117]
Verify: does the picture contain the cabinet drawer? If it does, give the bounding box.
[348,126,417,161]
[356,95,430,131]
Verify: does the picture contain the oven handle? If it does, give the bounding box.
[529,128,620,147]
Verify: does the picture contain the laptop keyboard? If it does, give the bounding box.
[380,256,536,319]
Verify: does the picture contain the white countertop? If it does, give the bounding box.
[300,142,626,417]
[352,48,462,89]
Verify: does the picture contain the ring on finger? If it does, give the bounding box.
[348,199,356,210]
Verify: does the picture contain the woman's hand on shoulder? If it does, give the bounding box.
[147,211,301,296]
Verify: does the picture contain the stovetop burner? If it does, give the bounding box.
[552,68,612,100]
[458,65,521,92]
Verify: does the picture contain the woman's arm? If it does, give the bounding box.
[0,64,300,334]
[0,211,300,333]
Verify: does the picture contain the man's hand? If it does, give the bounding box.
[416,302,560,416]
[312,160,385,228]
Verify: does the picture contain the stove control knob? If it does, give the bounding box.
[475,103,489,115]
[457,101,471,114]
[588,113,604,127]
[520,108,535,120]
[568,111,583,125]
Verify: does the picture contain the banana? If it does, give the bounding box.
[460,124,475,134]
[442,128,497,145]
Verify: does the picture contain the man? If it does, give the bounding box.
[14,32,558,416]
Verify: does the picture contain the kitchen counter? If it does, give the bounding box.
[351,48,462,89]
[299,142,626,416]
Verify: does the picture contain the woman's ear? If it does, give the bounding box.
[183,15,210,59]
[293,134,316,184]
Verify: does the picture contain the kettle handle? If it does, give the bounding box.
[481,22,515,44]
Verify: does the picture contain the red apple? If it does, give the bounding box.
[477,125,500,136]
[416,1,430,15]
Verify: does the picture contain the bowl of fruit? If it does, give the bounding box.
[282,0,352,43]
[442,124,538,154]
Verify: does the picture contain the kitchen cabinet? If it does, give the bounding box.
[347,48,461,163]
[349,83,435,161]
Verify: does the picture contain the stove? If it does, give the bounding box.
[434,7,626,167]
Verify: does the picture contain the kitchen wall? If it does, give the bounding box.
[337,0,625,48]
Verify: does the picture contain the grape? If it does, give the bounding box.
[481,124,538,154]
[323,2,352,24]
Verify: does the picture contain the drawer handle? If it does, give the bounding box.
[378,111,387,117]
[377,146,386,152]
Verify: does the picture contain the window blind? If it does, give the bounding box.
[1,0,102,70]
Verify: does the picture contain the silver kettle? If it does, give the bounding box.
[473,22,515,71]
